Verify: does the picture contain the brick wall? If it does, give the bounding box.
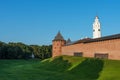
[52,40,65,57]
[62,39,120,60]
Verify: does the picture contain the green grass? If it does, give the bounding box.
[0,56,120,80]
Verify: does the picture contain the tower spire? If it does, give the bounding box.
[93,16,101,38]
[53,31,64,41]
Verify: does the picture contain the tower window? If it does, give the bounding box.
[98,29,100,31]
[93,30,95,32]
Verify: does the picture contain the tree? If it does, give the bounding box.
[0,41,52,59]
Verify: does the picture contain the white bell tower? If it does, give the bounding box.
[93,16,101,38]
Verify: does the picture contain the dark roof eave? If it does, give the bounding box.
[84,36,120,43]
[52,39,66,42]
[73,33,120,44]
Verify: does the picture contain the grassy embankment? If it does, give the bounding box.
[0,56,120,80]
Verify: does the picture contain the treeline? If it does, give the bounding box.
[0,41,52,59]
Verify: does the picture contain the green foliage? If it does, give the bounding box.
[30,45,52,59]
[0,41,52,59]
[0,56,120,80]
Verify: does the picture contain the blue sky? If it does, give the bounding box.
[0,0,120,45]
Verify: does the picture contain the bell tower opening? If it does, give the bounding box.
[93,16,102,38]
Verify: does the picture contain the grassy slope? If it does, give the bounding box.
[0,56,120,80]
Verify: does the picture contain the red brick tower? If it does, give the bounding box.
[52,31,66,57]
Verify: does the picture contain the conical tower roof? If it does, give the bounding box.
[66,38,71,43]
[53,31,65,41]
